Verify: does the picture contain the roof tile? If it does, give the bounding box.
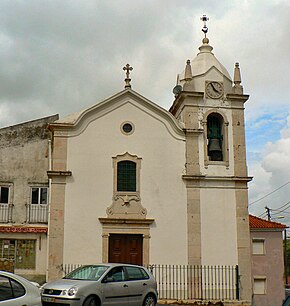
[249,214,287,229]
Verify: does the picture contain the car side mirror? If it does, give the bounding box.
[103,276,114,283]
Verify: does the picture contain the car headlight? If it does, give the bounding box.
[67,287,78,296]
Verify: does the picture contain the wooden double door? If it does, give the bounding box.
[109,234,143,265]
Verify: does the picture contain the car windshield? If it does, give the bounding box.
[64,265,109,281]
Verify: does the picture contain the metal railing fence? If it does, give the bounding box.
[26,204,48,223]
[61,263,239,301]
[0,204,14,223]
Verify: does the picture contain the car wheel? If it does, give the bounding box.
[83,296,98,306]
[143,294,156,306]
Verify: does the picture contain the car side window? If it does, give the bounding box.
[0,276,14,301]
[0,275,26,301]
[104,267,125,282]
[11,278,26,298]
[126,267,149,281]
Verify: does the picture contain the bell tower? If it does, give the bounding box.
[169,16,252,302]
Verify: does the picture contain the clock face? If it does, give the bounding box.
[205,81,224,99]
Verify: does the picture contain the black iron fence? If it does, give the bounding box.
[61,263,239,301]
[148,264,239,301]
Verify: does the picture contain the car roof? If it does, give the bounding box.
[0,270,16,277]
[82,263,145,268]
[0,270,31,283]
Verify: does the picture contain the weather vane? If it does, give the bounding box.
[123,64,133,89]
[200,14,209,37]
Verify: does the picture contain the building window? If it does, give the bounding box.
[0,239,36,269]
[0,187,9,204]
[252,238,265,255]
[253,277,266,294]
[207,113,223,161]
[31,187,48,204]
[121,122,134,135]
[117,161,136,192]
[113,152,142,195]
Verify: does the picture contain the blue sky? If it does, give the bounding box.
[246,111,288,157]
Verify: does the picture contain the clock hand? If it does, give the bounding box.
[211,83,219,92]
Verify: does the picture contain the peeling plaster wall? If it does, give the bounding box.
[0,114,58,280]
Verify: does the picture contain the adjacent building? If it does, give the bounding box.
[0,115,58,283]
[250,215,287,306]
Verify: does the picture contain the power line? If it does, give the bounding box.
[258,211,267,218]
[271,201,290,212]
[249,181,290,206]
[272,210,290,216]
[270,201,290,217]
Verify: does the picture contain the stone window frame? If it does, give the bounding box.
[253,276,267,295]
[29,184,49,205]
[120,121,135,136]
[112,152,142,197]
[202,110,229,168]
[252,238,265,255]
[0,183,13,205]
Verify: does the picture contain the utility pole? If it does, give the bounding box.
[284,230,288,286]
[265,206,271,221]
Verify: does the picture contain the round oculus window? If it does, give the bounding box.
[121,122,134,135]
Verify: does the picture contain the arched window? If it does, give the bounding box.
[207,113,223,161]
[117,161,136,192]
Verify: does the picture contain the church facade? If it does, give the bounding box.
[0,20,253,304]
[47,28,252,302]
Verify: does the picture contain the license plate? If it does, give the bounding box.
[42,296,56,303]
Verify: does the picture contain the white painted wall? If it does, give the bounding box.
[200,188,238,265]
[62,98,187,265]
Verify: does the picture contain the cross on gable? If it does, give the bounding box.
[123,64,133,88]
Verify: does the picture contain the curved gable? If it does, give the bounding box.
[49,89,185,140]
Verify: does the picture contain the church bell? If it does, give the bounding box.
[208,138,223,161]
[208,138,222,153]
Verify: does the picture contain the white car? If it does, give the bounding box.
[0,270,41,306]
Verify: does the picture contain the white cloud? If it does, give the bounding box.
[281,115,290,138]
[249,117,290,225]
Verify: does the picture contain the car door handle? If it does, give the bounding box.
[143,283,147,286]
[123,284,128,287]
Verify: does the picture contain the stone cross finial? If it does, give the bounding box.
[123,64,133,89]
[200,14,209,37]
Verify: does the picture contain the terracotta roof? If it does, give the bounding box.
[249,214,287,229]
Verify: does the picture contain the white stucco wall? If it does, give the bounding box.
[62,98,187,265]
[200,188,238,265]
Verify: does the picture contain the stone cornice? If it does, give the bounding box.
[99,218,154,225]
[182,175,253,182]
[169,91,204,116]
[226,93,250,103]
[184,128,204,135]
